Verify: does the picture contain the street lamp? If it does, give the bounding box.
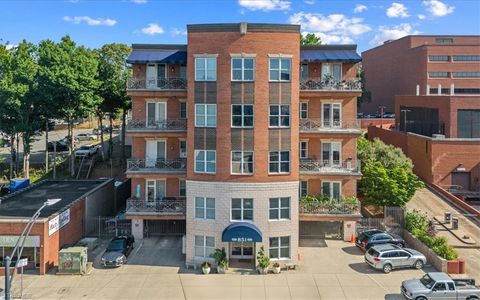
[378,106,386,128]
[401,109,411,133]
[4,198,61,300]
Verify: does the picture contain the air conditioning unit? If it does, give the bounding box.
[180,152,187,158]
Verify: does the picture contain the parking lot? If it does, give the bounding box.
[2,237,435,299]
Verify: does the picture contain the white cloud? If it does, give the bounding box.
[238,0,291,11]
[5,44,17,50]
[131,0,147,3]
[386,2,410,18]
[140,23,164,35]
[63,16,117,26]
[353,4,367,13]
[170,27,187,36]
[289,12,371,44]
[417,14,426,20]
[304,0,315,4]
[422,0,454,17]
[370,23,420,46]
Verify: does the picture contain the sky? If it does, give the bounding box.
[0,0,479,52]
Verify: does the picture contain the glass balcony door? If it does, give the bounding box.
[321,142,341,167]
[322,103,341,128]
[230,242,254,259]
[146,64,157,88]
[146,102,167,127]
[146,140,166,167]
[146,179,166,202]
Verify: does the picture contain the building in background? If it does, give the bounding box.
[125,23,362,268]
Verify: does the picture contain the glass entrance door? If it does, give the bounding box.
[230,242,254,259]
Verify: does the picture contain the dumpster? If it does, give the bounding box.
[57,246,88,275]
[9,178,29,193]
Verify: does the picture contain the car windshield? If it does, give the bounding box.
[79,146,90,150]
[367,248,380,257]
[420,274,435,289]
[107,239,125,252]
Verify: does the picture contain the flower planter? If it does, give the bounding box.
[272,266,281,274]
[217,266,226,274]
[202,266,211,275]
[258,267,268,275]
[447,260,460,274]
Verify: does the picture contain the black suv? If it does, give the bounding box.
[356,229,405,250]
[101,235,135,267]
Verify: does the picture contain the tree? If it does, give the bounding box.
[95,43,131,159]
[357,136,424,207]
[356,65,371,109]
[300,33,322,45]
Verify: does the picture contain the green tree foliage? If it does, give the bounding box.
[356,65,371,109]
[300,33,322,45]
[357,136,424,207]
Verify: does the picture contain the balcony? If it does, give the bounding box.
[299,159,361,176]
[300,79,361,91]
[127,77,187,90]
[126,158,187,174]
[300,119,361,134]
[299,199,361,216]
[126,119,187,133]
[126,197,186,217]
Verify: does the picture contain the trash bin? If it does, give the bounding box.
[444,212,451,224]
[452,217,459,230]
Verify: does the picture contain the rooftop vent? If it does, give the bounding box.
[240,22,247,35]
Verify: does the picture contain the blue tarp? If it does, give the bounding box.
[222,222,262,243]
[300,50,361,63]
[126,50,187,64]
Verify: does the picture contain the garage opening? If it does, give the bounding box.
[299,221,343,247]
[144,220,185,237]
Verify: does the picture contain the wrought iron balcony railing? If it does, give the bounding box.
[299,200,361,215]
[300,79,361,91]
[299,159,361,175]
[300,119,361,132]
[126,158,187,173]
[127,77,187,90]
[126,119,187,132]
[126,197,186,216]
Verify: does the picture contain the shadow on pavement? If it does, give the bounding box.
[299,238,327,247]
[341,245,364,256]
[348,262,379,274]
[385,293,403,300]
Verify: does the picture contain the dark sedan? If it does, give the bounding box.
[101,235,135,267]
[356,230,405,250]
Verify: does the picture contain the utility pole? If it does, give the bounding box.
[378,106,386,128]
[401,109,411,132]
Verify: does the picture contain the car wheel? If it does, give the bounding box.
[383,264,392,274]
[414,260,424,269]
[415,297,427,300]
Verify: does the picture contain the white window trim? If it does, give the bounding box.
[194,104,217,128]
[194,150,216,174]
[194,197,215,220]
[321,141,342,166]
[269,104,290,128]
[321,180,342,200]
[269,236,291,260]
[157,63,167,79]
[268,197,291,221]
[146,100,168,124]
[300,180,308,197]
[231,57,255,82]
[145,138,167,161]
[321,102,342,128]
[230,198,254,222]
[145,179,166,202]
[231,104,254,128]
[194,235,215,258]
[179,138,187,158]
[299,140,308,159]
[300,101,308,119]
[194,57,217,81]
[268,151,290,174]
[300,63,309,81]
[321,63,343,81]
[231,151,254,175]
[179,179,186,197]
[268,57,292,82]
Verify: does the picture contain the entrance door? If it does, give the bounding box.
[451,172,471,190]
[146,179,166,202]
[146,102,167,127]
[146,64,157,88]
[230,242,254,259]
[322,142,341,166]
[322,103,341,128]
[146,140,166,167]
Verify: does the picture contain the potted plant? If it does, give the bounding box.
[218,258,228,274]
[211,248,228,274]
[272,262,281,274]
[256,246,270,275]
[201,261,211,274]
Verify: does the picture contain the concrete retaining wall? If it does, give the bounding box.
[404,231,448,272]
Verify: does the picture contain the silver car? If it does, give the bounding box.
[365,244,426,273]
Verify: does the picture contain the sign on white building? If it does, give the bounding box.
[48,208,71,236]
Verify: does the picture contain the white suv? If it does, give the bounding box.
[75,144,99,158]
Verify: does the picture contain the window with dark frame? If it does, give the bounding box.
[269,105,290,127]
[231,151,254,174]
[232,104,254,128]
[269,151,290,173]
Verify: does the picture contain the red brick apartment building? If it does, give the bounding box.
[125,23,362,267]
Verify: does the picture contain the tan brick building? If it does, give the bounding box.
[125,23,362,268]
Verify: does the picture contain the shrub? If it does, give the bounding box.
[405,210,429,233]
[432,243,458,261]
[256,246,270,269]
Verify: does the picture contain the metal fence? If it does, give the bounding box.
[357,206,404,236]
[86,216,131,238]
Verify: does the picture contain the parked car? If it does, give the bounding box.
[74,144,99,158]
[47,141,70,152]
[364,244,426,273]
[356,229,405,250]
[75,133,96,141]
[101,235,135,267]
[401,272,480,300]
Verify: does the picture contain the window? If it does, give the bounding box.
[322,142,341,166]
[457,110,480,138]
[428,55,449,62]
[195,197,215,219]
[179,65,187,79]
[195,104,216,127]
[322,63,342,81]
[157,64,167,79]
[231,151,254,174]
[429,72,449,78]
[232,104,254,128]
[269,105,290,127]
[269,236,290,259]
[453,55,480,61]
[299,141,308,159]
[300,63,308,81]
[195,57,216,81]
[434,283,447,291]
[194,235,215,258]
[147,101,167,126]
[232,57,254,81]
[231,198,253,221]
[269,151,290,173]
[269,197,290,220]
[269,58,291,81]
[300,102,308,119]
[455,88,480,94]
[179,102,187,119]
[179,139,187,158]
[447,282,455,290]
[322,103,341,127]
[194,150,216,173]
[300,181,308,197]
[452,72,480,78]
[322,181,341,200]
[179,179,186,197]
[146,179,166,201]
[435,38,453,44]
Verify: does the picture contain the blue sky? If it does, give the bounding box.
[0,0,479,52]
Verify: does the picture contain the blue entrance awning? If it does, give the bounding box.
[126,50,187,64]
[300,50,361,63]
[222,222,262,243]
